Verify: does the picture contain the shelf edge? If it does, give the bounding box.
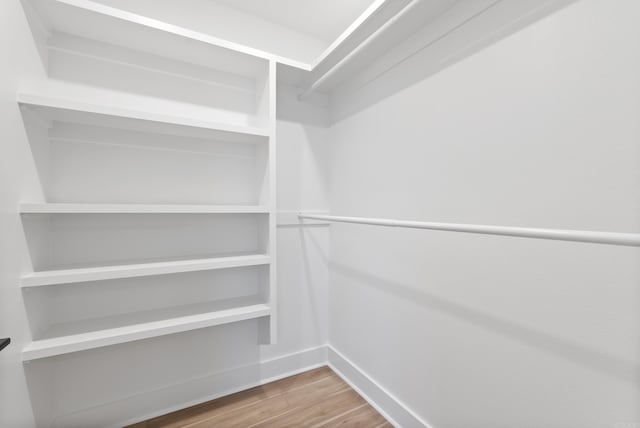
[21,255,271,287]
[22,304,270,361]
[19,203,271,214]
[17,92,271,138]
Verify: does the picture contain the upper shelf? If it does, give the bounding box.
[25,0,414,88]
[26,0,300,73]
[18,82,270,141]
[25,0,432,97]
[26,0,541,100]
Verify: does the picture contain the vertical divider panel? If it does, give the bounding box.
[259,60,277,344]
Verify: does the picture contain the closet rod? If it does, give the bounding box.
[297,213,640,247]
[298,0,423,100]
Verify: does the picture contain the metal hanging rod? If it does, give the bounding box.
[297,213,640,247]
[298,0,423,100]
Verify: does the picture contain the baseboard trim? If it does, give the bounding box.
[327,345,432,428]
[52,345,328,428]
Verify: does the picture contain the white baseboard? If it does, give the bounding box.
[52,345,327,428]
[327,345,431,428]
[52,344,428,428]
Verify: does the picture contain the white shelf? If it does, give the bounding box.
[20,203,271,214]
[23,297,270,361]
[28,0,310,71]
[18,88,270,140]
[22,254,271,287]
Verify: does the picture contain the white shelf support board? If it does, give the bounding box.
[263,59,278,344]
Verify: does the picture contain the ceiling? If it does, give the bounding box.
[214,0,378,43]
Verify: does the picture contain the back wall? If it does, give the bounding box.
[326,0,640,426]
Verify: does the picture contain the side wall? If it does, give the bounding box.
[327,0,640,427]
[0,1,50,426]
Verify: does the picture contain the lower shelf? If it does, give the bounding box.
[22,297,270,361]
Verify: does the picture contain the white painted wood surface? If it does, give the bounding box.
[20,203,270,214]
[29,0,310,70]
[22,298,271,361]
[18,90,270,138]
[21,254,271,287]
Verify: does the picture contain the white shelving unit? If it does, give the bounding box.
[19,0,278,360]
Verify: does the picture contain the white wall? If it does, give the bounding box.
[0,1,50,426]
[326,0,640,427]
[268,84,331,362]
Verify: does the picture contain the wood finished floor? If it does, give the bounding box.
[127,366,391,428]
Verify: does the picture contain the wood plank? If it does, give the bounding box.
[314,403,387,427]
[129,385,276,428]
[186,393,290,427]
[250,389,366,428]
[283,374,350,407]
[267,366,335,395]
